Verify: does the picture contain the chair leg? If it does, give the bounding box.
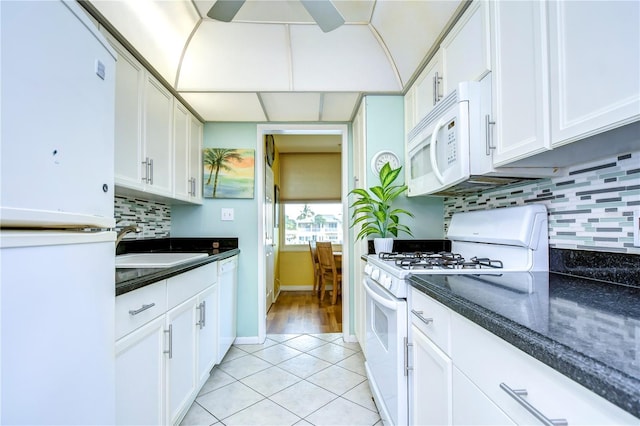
[331,275,340,305]
[319,277,326,301]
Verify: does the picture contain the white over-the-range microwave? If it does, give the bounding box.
[406,73,554,197]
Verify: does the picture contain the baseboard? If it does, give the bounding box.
[233,336,263,345]
[279,285,333,291]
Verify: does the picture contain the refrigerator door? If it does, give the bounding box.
[1,231,116,424]
[0,0,116,229]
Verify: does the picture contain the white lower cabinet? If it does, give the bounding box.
[116,315,166,425]
[166,296,199,425]
[410,287,638,426]
[451,310,638,426]
[115,261,219,425]
[410,323,453,426]
[452,367,514,426]
[197,285,219,386]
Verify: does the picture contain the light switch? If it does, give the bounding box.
[221,208,234,221]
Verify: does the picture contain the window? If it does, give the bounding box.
[283,203,343,246]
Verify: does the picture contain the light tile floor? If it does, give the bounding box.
[180,333,381,426]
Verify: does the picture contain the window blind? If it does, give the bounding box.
[279,153,341,201]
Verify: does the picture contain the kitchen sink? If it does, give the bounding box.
[115,252,208,268]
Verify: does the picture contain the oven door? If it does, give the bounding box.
[363,276,408,426]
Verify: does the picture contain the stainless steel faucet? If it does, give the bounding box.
[116,225,142,248]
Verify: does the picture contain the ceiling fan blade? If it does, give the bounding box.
[300,0,345,33]
[207,0,245,22]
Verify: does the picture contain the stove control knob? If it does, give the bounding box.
[371,268,380,280]
[381,274,392,289]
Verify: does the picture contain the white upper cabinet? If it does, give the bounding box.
[440,0,491,97]
[415,51,444,127]
[143,75,173,197]
[174,107,203,204]
[405,1,490,135]
[489,0,550,166]
[547,0,640,147]
[189,118,203,203]
[173,101,190,201]
[110,33,145,191]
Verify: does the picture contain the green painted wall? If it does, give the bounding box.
[172,123,260,338]
[363,96,445,239]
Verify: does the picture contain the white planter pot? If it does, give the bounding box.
[374,237,394,254]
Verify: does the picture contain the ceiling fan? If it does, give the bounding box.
[207,0,345,33]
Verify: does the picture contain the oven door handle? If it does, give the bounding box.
[363,278,399,311]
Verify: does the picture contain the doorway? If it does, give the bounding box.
[256,124,350,342]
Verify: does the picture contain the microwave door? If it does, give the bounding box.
[431,102,469,190]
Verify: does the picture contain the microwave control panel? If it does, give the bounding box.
[446,119,457,166]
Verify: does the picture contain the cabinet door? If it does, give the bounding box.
[109,34,145,190]
[414,51,444,124]
[166,296,198,425]
[490,0,550,166]
[453,367,515,425]
[197,285,219,386]
[404,87,416,136]
[410,324,452,426]
[548,1,640,147]
[144,75,173,196]
[116,315,166,425]
[173,101,190,201]
[441,0,491,96]
[189,117,203,203]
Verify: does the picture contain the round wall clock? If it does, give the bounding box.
[265,134,275,168]
[371,150,400,174]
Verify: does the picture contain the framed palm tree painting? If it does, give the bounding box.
[203,148,255,198]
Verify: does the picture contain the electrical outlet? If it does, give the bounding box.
[221,208,234,221]
[634,210,640,247]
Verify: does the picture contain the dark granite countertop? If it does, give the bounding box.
[409,272,640,418]
[115,237,240,296]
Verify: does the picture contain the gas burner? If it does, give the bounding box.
[392,252,504,271]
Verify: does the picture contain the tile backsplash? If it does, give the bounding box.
[114,195,171,240]
[444,151,640,254]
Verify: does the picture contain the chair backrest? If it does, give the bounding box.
[309,241,319,270]
[316,241,338,275]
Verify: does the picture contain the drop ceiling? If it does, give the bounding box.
[82,0,465,123]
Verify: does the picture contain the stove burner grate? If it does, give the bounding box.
[380,251,504,270]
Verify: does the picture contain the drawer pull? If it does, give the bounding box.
[129,303,155,316]
[500,383,568,426]
[411,309,433,325]
[164,325,173,359]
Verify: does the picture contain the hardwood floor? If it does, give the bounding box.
[266,291,342,334]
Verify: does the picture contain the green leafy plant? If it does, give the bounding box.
[349,162,414,240]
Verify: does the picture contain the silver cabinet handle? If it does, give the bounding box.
[485,114,496,156]
[128,303,155,316]
[404,336,413,376]
[433,71,442,105]
[164,324,173,359]
[149,158,154,184]
[201,300,206,328]
[500,383,568,426]
[196,302,203,329]
[411,309,433,325]
[142,157,150,183]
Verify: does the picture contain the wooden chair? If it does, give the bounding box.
[316,242,342,305]
[308,241,321,295]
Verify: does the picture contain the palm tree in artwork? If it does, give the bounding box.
[203,148,243,197]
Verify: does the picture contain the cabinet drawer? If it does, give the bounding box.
[451,313,638,425]
[116,280,167,340]
[409,287,451,355]
[167,262,217,310]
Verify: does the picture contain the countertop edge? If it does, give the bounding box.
[116,249,240,296]
[409,276,640,418]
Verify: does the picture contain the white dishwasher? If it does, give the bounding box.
[217,255,238,363]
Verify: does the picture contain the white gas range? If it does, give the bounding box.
[363,204,549,426]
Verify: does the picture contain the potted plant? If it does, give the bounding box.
[349,162,414,254]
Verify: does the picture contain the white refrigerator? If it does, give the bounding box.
[1,1,117,423]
